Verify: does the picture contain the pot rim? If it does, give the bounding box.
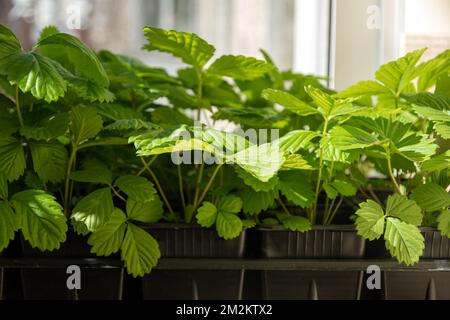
[257,224,357,232]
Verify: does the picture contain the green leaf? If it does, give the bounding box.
[0,174,7,199]
[0,137,25,181]
[281,154,313,171]
[121,223,160,277]
[355,200,385,240]
[29,141,68,183]
[20,112,69,141]
[88,208,127,256]
[105,119,157,132]
[236,169,278,192]
[241,187,277,215]
[437,210,450,237]
[12,190,67,251]
[0,201,17,251]
[216,211,243,240]
[70,105,103,145]
[375,48,426,94]
[262,89,319,116]
[384,217,424,265]
[413,105,450,122]
[323,183,338,200]
[0,52,67,102]
[126,198,163,223]
[232,143,285,182]
[70,160,112,185]
[411,183,450,213]
[277,213,311,232]
[218,195,242,214]
[71,187,114,232]
[115,175,157,203]
[435,123,450,139]
[335,80,392,98]
[276,130,319,154]
[329,125,378,150]
[330,179,357,197]
[0,24,21,59]
[277,171,314,208]
[37,32,109,87]
[207,55,273,80]
[196,201,217,228]
[421,151,450,173]
[143,27,215,70]
[385,194,422,226]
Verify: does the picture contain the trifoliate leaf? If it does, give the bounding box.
[70,105,103,145]
[121,223,160,277]
[196,202,217,228]
[207,55,273,80]
[262,89,319,116]
[71,187,114,232]
[143,27,215,70]
[115,175,157,203]
[277,213,311,232]
[0,137,25,181]
[355,200,385,240]
[88,208,127,256]
[437,210,450,237]
[384,217,424,266]
[216,211,243,240]
[12,190,67,251]
[411,183,450,213]
[277,171,314,208]
[0,201,17,251]
[329,125,378,150]
[29,141,68,183]
[126,198,163,223]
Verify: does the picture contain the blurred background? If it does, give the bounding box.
[0,0,448,90]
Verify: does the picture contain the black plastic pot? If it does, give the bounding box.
[259,225,366,300]
[141,224,246,300]
[384,228,450,300]
[20,231,124,300]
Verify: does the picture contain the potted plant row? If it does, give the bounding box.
[0,24,448,300]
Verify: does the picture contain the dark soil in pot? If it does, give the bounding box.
[384,228,450,300]
[20,230,124,300]
[141,224,246,300]
[258,225,366,300]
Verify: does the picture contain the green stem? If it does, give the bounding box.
[112,186,126,202]
[192,162,204,210]
[64,145,78,216]
[312,118,329,224]
[136,156,158,176]
[192,164,224,215]
[326,196,344,225]
[386,149,401,194]
[15,86,24,127]
[140,157,174,215]
[277,198,290,215]
[177,165,186,210]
